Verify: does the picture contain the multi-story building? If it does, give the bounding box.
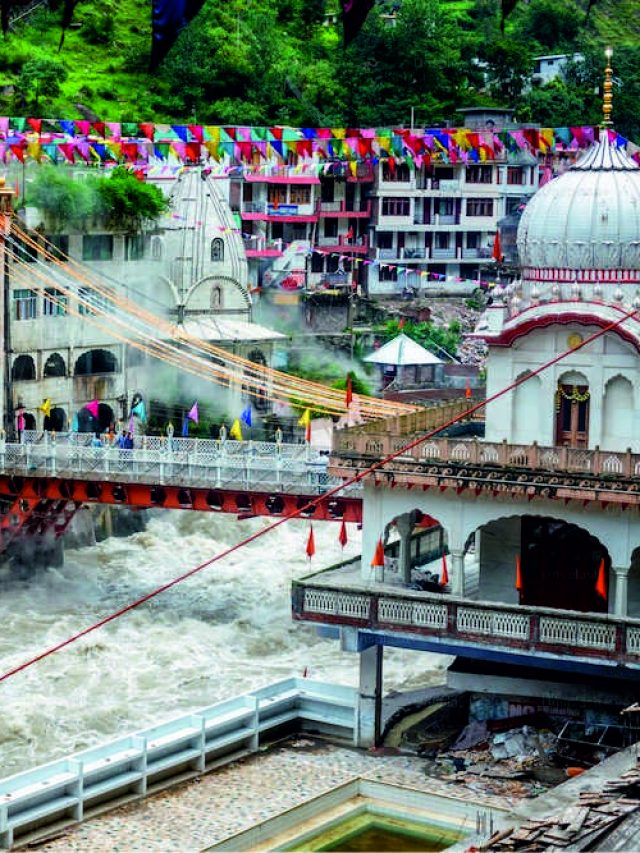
[292,77,640,745]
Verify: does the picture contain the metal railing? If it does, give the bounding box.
[1,433,346,494]
[0,678,357,850]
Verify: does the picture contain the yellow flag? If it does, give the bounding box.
[298,408,311,427]
[40,399,52,417]
[229,418,243,441]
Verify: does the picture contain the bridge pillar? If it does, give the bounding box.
[356,643,383,748]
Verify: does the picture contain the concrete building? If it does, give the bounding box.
[531,53,584,87]
[293,77,640,744]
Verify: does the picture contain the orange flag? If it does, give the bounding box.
[306,525,315,560]
[371,537,385,568]
[515,555,523,592]
[492,230,503,262]
[595,558,607,600]
[441,553,449,586]
[345,374,353,407]
[338,519,348,548]
[465,380,472,400]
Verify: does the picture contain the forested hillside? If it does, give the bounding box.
[2,0,639,137]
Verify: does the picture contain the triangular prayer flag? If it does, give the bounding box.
[306,525,316,559]
[595,558,607,600]
[371,537,385,568]
[338,519,348,548]
[40,399,51,418]
[515,555,523,592]
[85,399,99,419]
[240,405,252,427]
[441,553,449,586]
[187,401,199,423]
[229,418,243,441]
[345,374,353,407]
[298,408,312,442]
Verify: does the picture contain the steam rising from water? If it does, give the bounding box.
[0,512,449,776]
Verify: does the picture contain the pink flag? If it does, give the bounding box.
[187,402,199,423]
[85,400,99,419]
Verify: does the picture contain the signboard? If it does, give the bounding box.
[267,203,299,215]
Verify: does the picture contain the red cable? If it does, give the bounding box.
[0,303,637,684]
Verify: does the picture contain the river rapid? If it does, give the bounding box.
[0,511,450,776]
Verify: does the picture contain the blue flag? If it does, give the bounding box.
[182,417,189,437]
[240,405,252,427]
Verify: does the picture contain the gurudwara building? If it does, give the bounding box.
[293,59,640,744]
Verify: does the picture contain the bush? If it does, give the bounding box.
[96,166,169,231]
[27,165,96,229]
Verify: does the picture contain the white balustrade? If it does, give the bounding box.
[457,606,530,640]
[539,617,616,650]
[626,626,640,655]
[378,597,447,629]
[302,589,368,619]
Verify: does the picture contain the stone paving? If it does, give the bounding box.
[34,739,515,852]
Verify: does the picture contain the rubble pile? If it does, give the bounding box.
[431,722,561,800]
[483,758,640,851]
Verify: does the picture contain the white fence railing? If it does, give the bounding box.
[0,678,357,850]
[0,433,348,494]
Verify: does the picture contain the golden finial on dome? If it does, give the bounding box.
[602,46,613,128]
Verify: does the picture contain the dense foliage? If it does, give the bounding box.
[379,318,462,359]
[27,164,169,230]
[0,0,638,137]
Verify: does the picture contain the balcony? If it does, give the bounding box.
[241,201,318,223]
[377,248,397,260]
[292,562,640,670]
[401,247,426,260]
[243,237,284,258]
[317,200,372,218]
[315,235,369,254]
[431,248,456,259]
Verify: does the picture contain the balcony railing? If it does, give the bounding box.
[332,434,640,479]
[316,235,369,252]
[402,247,426,259]
[431,248,456,259]
[293,580,640,667]
[317,200,372,217]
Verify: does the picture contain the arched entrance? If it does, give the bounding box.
[44,407,67,432]
[75,403,114,433]
[477,515,609,614]
[74,349,118,375]
[383,509,445,587]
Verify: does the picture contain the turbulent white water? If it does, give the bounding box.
[0,511,450,776]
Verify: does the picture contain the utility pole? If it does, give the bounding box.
[0,179,13,438]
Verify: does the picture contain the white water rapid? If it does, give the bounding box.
[0,511,450,776]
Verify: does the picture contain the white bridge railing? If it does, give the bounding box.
[0,678,357,850]
[0,432,348,494]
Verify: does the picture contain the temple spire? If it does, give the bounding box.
[602,47,614,128]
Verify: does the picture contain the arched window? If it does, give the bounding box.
[210,238,224,262]
[211,285,223,309]
[12,355,36,381]
[151,236,164,261]
[74,349,118,376]
[248,349,269,411]
[43,352,66,378]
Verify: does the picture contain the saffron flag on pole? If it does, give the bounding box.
[306,525,316,559]
[465,380,472,400]
[240,405,252,427]
[40,399,52,418]
[515,554,523,592]
[441,553,449,586]
[345,374,353,407]
[371,537,385,568]
[595,558,607,600]
[85,399,99,419]
[298,408,312,442]
[338,519,348,549]
[187,401,199,423]
[229,418,243,441]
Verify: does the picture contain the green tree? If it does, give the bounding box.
[96,167,169,232]
[27,165,96,229]
[17,58,67,110]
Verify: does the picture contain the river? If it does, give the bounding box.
[0,510,450,776]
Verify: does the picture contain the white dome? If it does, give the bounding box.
[517,135,640,271]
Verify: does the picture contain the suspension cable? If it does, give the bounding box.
[1,302,636,685]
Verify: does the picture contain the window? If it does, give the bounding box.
[466,166,493,184]
[13,236,37,263]
[82,235,113,261]
[320,180,334,203]
[311,253,325,273]
[324,219,338,238]
[151,236,164,260]
[435,233,449,249]
[14,289,37,320]
[436,199,454,216]
[377,231,393,249]
[466,199,494,217]
[43,353,66,377]
[382,162,411,182]
[125,234,145,260]
[289,186,311,205]
[43,288,67,316]
[211,285,223,309]
[78,287,97,315]
[267,185,284,205]
[12,354,35,380]
[381,197,410,217]
[434,167,454,180]
[379,265,398,282]
[210,238,224,262]
[44,234,69,262]
[466,232,481,249]
[242,183,253,202]
[507,166,525,185]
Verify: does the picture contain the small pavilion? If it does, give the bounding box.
[363,333,443,388]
